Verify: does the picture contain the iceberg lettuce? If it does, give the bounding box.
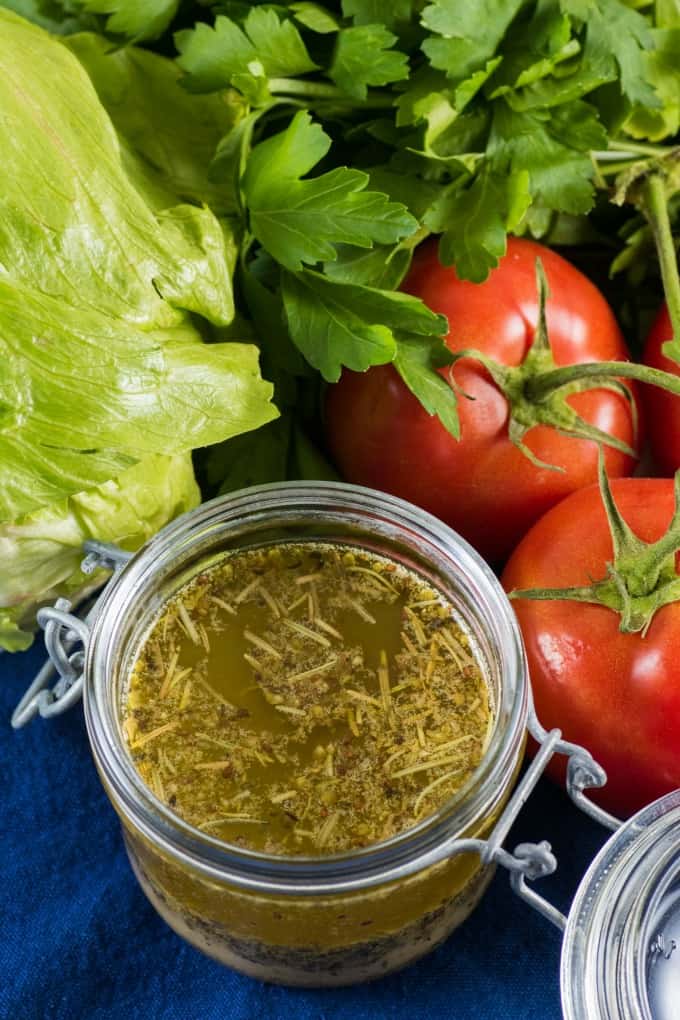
[0,11,277,648]
[0,455,199,651]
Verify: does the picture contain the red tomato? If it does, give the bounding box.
[502,478,680,818]
[642,304,680,474]
[325,237,638,564]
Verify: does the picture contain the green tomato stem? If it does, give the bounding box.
[643,173,680,359]
[511,452,680,635]
[455,261,680,471]
[526,359,680,402]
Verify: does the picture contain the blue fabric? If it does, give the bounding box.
[2,645,606,1020]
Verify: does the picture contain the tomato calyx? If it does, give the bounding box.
[510,451,680,635]
[449,260,680,471]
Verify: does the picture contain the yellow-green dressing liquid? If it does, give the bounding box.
[123,542,492,856]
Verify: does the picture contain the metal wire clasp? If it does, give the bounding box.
[527,696,620,833]
[10,541,132,729]
[474,689,623,932]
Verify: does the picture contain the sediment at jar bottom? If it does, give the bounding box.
[125,834,495,987]
[109,725,525,986]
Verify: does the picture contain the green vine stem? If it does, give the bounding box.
[643,173,680,361]
[525,359,680,403]
[607,149,680,364]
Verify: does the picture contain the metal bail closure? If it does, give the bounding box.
[527,695,620,833]
[466,695,623,934]
[11,540,132,729]
[457,724,568,932]
[489,695,624,934]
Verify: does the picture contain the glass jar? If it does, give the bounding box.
[561,789,680,1020]
[83,482,528,987]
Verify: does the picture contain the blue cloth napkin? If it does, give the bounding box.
[1,643,607,1020]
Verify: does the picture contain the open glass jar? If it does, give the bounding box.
[81,483,529,986]
[11,481,629,996]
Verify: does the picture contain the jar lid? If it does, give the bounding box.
[561,790,680,1020]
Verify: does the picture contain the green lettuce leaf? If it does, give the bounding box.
[0,10,277,525]
[0,454,199,651]
[65,33,245,212]
[0,12,234,325]
[0,280,276,521]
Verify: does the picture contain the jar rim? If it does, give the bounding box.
[84,481,528,896]
[561,789,680,1020]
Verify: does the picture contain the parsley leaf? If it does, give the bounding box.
[487,2,578,98]
[80,0,178,40]
[560,0,660,108]
[243,111,417,271]
[396,62,500,154]
[176,9,317,94]
[342,0,413,29]
[290,2,339,33]
[206,417,293,495]
[281,270,397,380]
[422,0,525,82]
[281,268,447,381]
[323,244,414,289]
[624,28,680,140]
[244,6,318,77]
[330,25,409,100]
[1,0,100,33]
[489,101,606,214]
[394,335,459,439]
[427,166,531,281]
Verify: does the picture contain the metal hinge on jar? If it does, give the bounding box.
[426,716,612,932]
[472,696,621,931]
[10,541,132,729]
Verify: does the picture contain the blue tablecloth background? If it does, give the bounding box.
[2,643,606,1020]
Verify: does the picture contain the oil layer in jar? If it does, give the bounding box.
[122,542,493,855]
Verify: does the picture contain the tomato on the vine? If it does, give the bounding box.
[502,473,680,818]
[326,237,639,563]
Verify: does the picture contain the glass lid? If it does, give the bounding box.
[561,790,680,1020]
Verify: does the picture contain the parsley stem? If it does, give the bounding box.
[596,160,646,177]
[606,140,674,158]
[644,173,680,354]
[268,78,394,107]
